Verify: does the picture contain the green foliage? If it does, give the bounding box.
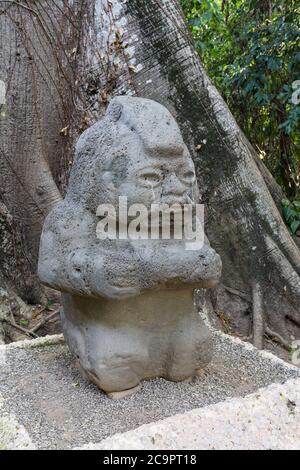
[45,299,55,310]
[181,0,300,200]
[282,198,300,235]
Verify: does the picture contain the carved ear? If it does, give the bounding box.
[107,101,123,122]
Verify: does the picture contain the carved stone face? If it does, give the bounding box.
[71,97,199,213]
[98,136,197,211]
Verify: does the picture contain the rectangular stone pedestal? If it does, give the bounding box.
[0,332,299,450]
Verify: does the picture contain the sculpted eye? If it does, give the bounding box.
[181,171,195,183]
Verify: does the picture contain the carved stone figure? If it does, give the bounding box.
[38,97,222,398]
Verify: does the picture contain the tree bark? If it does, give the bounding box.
[0,0,299,344]
[0,0,79,302]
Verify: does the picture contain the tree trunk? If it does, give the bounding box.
[0,0,299,344]
[0,1,79,302]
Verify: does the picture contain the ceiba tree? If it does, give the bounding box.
[0,0,299,346]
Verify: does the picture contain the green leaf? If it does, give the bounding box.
[293,201,300,209]
[282,198,290,207]
[290,220,300,234]
[19,319,29,327]
[283,206,297,223]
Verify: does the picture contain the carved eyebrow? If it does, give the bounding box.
[146,143,185,158]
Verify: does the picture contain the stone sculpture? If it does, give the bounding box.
[38,96,222,398]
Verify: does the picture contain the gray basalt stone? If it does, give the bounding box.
[38,97,222,396]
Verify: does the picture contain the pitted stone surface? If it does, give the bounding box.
[38,97,221,299]
[38,97,222,393]
[0,333,299,450]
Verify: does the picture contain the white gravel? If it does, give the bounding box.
[80,378,300,450]
[0,332,299,450]
[84,379,300,450]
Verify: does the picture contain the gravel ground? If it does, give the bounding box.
[0,332,299,450]
[83,378,300,450]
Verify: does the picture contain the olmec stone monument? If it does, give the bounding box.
[38,97,222,398]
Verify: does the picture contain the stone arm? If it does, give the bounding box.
[38,202,222,299]
[38,202,143,299]
[133,240,222,291]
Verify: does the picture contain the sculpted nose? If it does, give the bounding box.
[162,174,186,197]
